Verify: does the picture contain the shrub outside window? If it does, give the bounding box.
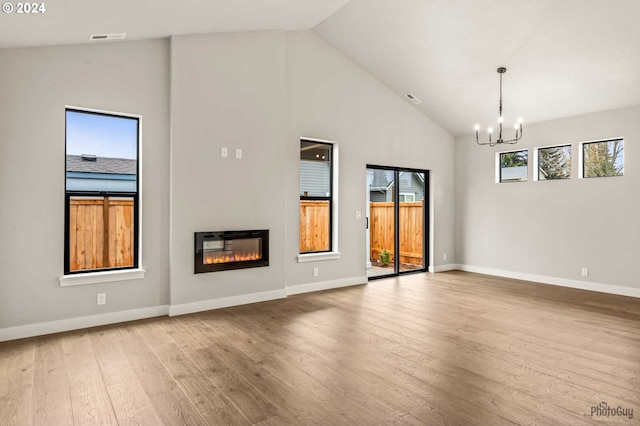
[499,150,528,182]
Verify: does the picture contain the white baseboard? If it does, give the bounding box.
[429,264,458,273]
[456,264,640,299]
[286,276,367,296]
[0,305,170,343]
[169,289,287,316]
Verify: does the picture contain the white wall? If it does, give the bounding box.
[0,40,171,329]
[285,31,456,287]
[169,31,288,307]
[455,105,640,290]
[0,30,456,338]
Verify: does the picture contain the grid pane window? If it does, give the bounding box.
[583,139,624,178]
[65,109,139,274]
[500,150,528,182]
[300,140,332,253]
[538,145,571,180]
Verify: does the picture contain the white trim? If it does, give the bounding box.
[297,251,341,263]
[430,264,458,272]
[59,268,146,286]
[0,305,168,342]
[286,276,367,296]
[456,264,640,299]
[300,136,336,144]
[399,192,415,202]
[169,289,287,316]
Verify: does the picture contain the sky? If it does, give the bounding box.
[66,110,137,159]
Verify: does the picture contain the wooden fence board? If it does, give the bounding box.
[299,200,330,253]
[69,197,134,271]
[298,200,424,266]
[369,202,424,266]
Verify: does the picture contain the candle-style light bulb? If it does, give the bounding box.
[514,123,519,129]
[474,124,480,132]
[517,117,523,124]
[488,127,494,134]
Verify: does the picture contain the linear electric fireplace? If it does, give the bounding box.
[195,230,269,273]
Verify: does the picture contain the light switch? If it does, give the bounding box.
[236,148,242,159]
[221,147,228,158]
[355,211,362,219]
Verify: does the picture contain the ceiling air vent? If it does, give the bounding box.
[89,33,127,41]
[404,93,422,105]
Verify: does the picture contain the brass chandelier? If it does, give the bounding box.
[475,67,523,146]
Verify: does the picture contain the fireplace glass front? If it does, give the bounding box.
[195,230,269,273]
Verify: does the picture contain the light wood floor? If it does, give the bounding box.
[1,271,639,426]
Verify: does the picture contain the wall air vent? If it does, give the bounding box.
[89,33,127,41]
[404,93,422,105]
[81,154,97,162]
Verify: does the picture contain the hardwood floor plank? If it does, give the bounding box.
[61,330,118,426]
[139,326,250,426]
[106,380,163,426]
[0,340,35,426]
[1,271,639,426]
[32,336,74,426]
[115,323,208,426]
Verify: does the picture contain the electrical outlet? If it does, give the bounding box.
[313,267,319,277]
[581,267,589,277]
[443,253,447,261]
[236,148,242,159]
[221,147,228,158]
[97,293,106,305]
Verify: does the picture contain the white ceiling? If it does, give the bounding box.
[2,0,639,136]
[315,0,640,136]
[0,0,350,48]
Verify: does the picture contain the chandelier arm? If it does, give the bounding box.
[475,67,523,146]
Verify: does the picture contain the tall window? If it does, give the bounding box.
[65,109,139,274]
[582,139,624,178]
[537,145,571,180]
[300,140,332,253]
[499,149,528,182]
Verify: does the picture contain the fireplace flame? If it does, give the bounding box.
[204,252,261,264]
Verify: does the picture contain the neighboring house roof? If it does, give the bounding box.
[501,166,528,181]
[369,171,425,191]
[66,155,136,175]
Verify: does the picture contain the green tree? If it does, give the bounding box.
[584,140,623,177]
[539,146,571,180]
[500,150,527,168]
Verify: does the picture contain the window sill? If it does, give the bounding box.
[59,268,146,287]
[297,252,341,263]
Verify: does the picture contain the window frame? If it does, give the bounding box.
[534,144,572,181]
[298,137,340,262]
[399,193,416,202]
[579,137,624,179]
[63,107,142,277]
[496,149,529,183]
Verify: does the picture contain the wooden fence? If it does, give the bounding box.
[369,202,424,266]
[299,200,424,265]
[299,200,330,253]
[69,197,134,271]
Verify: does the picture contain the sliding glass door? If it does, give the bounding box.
[366,166,428,278]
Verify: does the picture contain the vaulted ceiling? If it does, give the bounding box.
[2,0,639,136]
